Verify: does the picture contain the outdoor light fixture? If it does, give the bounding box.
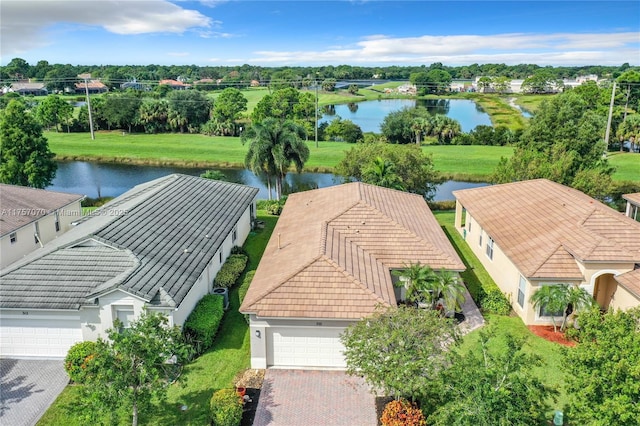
[255,330,261,338]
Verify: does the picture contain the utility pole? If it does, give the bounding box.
[315,80,319,148]
[604,81,616,150]
[79,73,95,140]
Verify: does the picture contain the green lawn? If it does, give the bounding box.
[37,212,278,426]
[608,151,640,182]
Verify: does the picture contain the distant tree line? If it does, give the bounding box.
[1,57,635,90]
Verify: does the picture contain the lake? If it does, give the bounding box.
[47,161,489,201]
[319,99,493,133]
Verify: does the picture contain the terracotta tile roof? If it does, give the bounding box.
[454,179,640,281]
[0,184,84,236]
[615,269,640,300]
[74,80,107,89]
[241,183,464,319]
[623,193,640,205]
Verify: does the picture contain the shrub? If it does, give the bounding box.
[64,341,98,384]
[380,399,426,426]
[183,294,225,356]
[480,288,512,315]
[213,254,248,288]
[230,245,247,256]
[210,388,243,426]
[239,270,256,324]
[256,196,287,215]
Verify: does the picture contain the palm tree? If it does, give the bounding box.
[559,286,596,331]
[362,157,405,191]
[242,118,310,200]
[529,285,566,332]
[393,262,434,304]
[394,264,465,313]
[431,270,466,313]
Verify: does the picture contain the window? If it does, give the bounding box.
[10,232,17,244]
[479,231,483,247]
[517,276,526,308]
[115,307,135,332]
[54,211,60,232]
[219,251,223,263]
[468,219,471,233]
[486,236,494,260]
[539,304,564,318]
[232,227,237,243]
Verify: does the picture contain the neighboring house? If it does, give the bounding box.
[624,193,640,222]
[453,179,640,326]
[159,79,191,90]
[0,184,84,269]
[120,79,148,91]
[240,183,465,369]
[0,175,258,358]
[74,80,108,94]
[9,82,48,96]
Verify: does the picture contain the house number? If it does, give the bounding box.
[316,322,322,326]
[22,311,28,315]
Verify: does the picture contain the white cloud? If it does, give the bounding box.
[250,32,640,66]
[1,0,212,56]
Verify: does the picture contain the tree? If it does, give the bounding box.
[491,91,613,199]
[335,142,438,200]
[428,330,556,425]
[241,118,310,200]
[428,115,461,145]
[0,99,57,188]
[200,170,228,181]
[522,70,563,94]
[558,285,595,331]
[211,87,248,136]
[617,70,640,123]
[81,310,191,426]
[35,95,73,132]
[167,90,211,133]
[395,263,465,312]
[138,100,169,134]
[5,57,30,79]
[381,107,432,144]
[617,113,640,152]
[324,117,363,143]
[564,307,640,425]
[362,157,405,190]
[341,306,459,401]
[102,91,142,132]
[529,285,565,332]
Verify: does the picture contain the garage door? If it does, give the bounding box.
[0,316,83,358]
[267,327,347,369]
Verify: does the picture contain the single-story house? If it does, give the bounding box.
[9,82,48,96]
[0,175,258,358]
[74,80,108,94]
[624,193,640,222]
[453,179,640,326]
[158,79,191,90]
[0,184,84,268]
[240,182,465,369]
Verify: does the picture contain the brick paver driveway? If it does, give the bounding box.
[253,369,377,426]
[0,359,69,426]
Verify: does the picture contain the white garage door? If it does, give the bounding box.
[0,316,83,358]
[267,327,347,369]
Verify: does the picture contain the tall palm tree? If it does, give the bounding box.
[393,262,434,304]
[242,118,310,200]
[530,285,566,332]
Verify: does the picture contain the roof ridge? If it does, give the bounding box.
[529,243,572,277]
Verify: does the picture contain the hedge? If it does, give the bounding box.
[183,294,225,356]
[210,388,243,426]
[238,270,256,324]
[213,254,248,288]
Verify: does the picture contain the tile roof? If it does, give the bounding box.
[454,179,640,282]
[623,193,640,205]
[0,175,258,310]
[241,182,464,320]
[74,80,107,89]
[615,269,640,299]
[0,184,84,236]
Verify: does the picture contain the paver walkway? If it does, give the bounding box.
[253,369,377,426]
[459,288,485,334]
[0,359,69,426]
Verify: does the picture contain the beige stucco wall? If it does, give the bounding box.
[610,285,640,310]
[454,201,640,325]
[1,200,82,268]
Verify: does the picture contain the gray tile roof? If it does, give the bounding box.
[0,174,258,310]
[0,184,84,236]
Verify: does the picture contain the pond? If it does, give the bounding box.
[47,161,489,201]
[319,99,493,133]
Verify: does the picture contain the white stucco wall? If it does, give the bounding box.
[1,201,82,268]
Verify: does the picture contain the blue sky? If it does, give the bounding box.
[1,1,639,67]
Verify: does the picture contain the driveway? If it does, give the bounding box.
[0,359,69,426]
[254,369,377,426]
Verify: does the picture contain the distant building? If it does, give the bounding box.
[9,82,48,96]
[74,80,108,94]
[159,79,191,90]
